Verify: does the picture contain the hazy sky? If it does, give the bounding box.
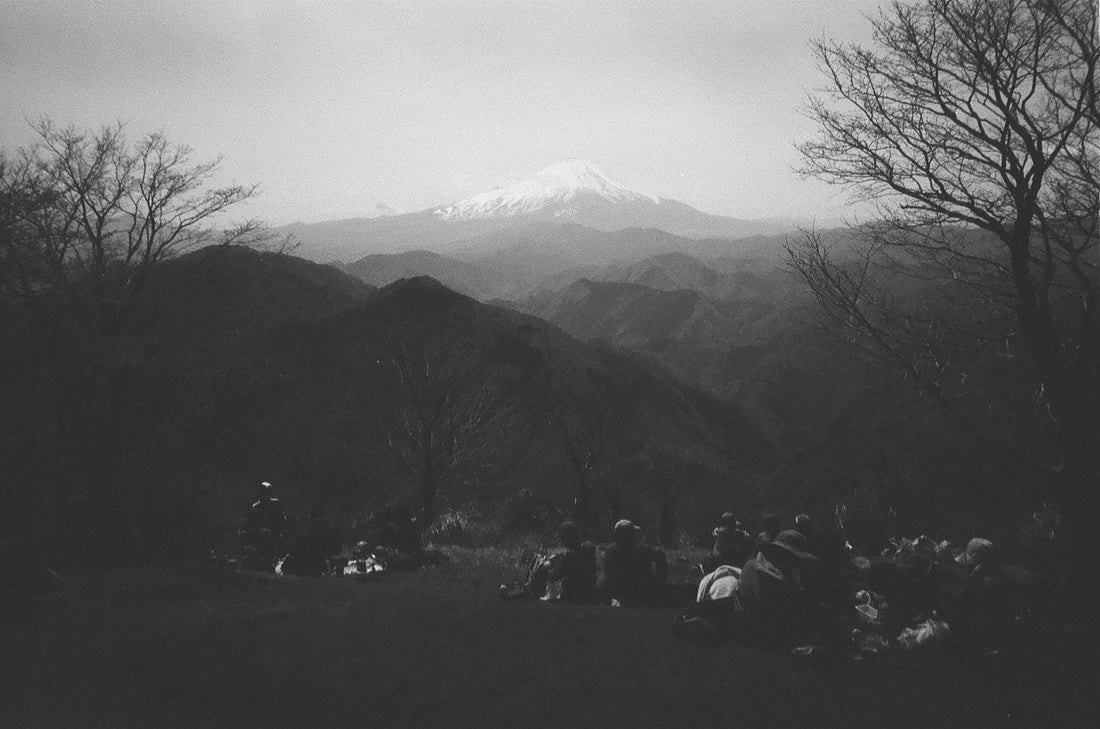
[0,1,882,224]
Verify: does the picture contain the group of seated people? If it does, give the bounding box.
[689,511,1030,652]
[514,518,669,607]
[514,508,1031,655]
[242,480,1038,655]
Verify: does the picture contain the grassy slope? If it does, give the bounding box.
[2,552,1095,729]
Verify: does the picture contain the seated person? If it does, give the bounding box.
[362,505,421,555]
[941,537,1012,649]
[238,545,272,572]
[754,513,782,556]
[388,506,421,555]
[602,519,668,607]
[523,521,598,604]
[238,524,277,563]
[711,512,753,568]
[792,512,856,614]
[246,481,287,535]
[734,530,842,648]
[1015,509,1062,572]
[280,509,342,576]
[676,563,742,641]
[793,513,819,554]
[697,564,741,603]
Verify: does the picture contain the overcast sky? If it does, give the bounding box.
[0,1,882,225]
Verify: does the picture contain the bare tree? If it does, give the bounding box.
[0,119,270,547]
[624,447,711,548]
[790,0,1098,585]
[364,329,519,529]
[546,366,637,535]
[2,119,269,313]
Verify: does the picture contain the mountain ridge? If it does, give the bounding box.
[433,159,659,221]
[278,159,813,262]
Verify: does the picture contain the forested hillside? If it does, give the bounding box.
[325,221,1059,542]
[1,246,776,560]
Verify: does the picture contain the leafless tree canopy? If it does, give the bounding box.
[791,0,1098,476]
[363,328,520,527]
[547,367,637,530]
[1,120,271,321]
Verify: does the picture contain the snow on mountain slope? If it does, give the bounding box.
[278,159,809,263]
[433,159,659,221]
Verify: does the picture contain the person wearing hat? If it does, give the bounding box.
[732,530,840,648]
[793,513,821,556]
[239,481,287,563]
[944,537,1011,648]
[955,537,997,568]
[754,513,782,557]
[247,481,287,536]
[603,519,668,607]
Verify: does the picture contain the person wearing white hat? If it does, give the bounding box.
[248,481,286,536]
[239,480,287,564]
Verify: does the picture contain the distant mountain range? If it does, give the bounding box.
[333,223,804,301]
[248,165,1034,535]
[343,250,504,300]
[279,160,826,262]
[523,277,780,355]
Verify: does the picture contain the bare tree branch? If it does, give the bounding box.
[792,0,1098,476]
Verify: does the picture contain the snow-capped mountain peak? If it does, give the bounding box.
[433,159,658,221]
[531,159,636,197]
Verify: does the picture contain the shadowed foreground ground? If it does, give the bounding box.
[2,547,1096,729]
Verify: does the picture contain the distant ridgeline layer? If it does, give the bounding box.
[276,159,812,263]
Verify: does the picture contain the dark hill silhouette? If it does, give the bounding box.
[607,252,722,291]
[150,245,375,336]
[343,250,503,300]
[245,272,779,539]
[528,279,707,347]
[524,277,778,357]
[584,250,790,303]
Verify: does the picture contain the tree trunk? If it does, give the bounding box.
[1006,225,1100,611]
[572,469,591,536]
[420,459,438,532]
[1007,225,1078,427]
